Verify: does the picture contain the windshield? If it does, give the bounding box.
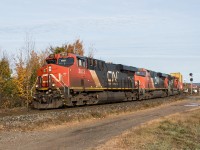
[46,59,57,64]
[136,71,146,77]
[58,57,74,67]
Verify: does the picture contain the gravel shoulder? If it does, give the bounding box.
[0,96,200,150]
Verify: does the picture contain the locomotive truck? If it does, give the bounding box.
[32,52,183,109]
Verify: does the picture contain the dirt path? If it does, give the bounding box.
[1,97,200,150]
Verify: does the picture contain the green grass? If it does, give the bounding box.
[147,121,200,150]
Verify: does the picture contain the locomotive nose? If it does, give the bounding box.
[36,63,70,89]
[39,65,55,88]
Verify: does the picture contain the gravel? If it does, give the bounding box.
[0,95,185,131]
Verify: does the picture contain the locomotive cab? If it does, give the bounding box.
[36,53,76,89]
[33,53,78,108]
[134,69,154,89]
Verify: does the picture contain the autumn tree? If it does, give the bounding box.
[15,51,27,101]
[14,34,42,107]
[50,39,84,56]
[0,54,20,108]
[28,50,41,87]
[87,44,96,58]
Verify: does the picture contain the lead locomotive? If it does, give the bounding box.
[32,53,183,109]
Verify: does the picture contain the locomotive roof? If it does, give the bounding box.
[117,64,138,72]
[58,53,177,77]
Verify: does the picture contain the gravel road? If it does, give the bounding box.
[0,96,200,150]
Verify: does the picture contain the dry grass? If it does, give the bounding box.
[97,108,200,150]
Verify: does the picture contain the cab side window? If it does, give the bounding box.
[93,60,97,67]
[87,58,94,69]
[98,61,104,71]
[89,58,93,66]
[77,58,86,68]
[87,58,104,71]
[78,59,82,66]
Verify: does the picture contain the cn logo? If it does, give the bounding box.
[107,71,119,83]
[42,73,62,82]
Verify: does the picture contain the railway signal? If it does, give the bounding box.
[189,73,193,95]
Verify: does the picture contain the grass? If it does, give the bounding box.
[100,108,200,150]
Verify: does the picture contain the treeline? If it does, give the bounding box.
[0,39,85,108]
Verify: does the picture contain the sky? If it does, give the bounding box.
[0,0,200,82]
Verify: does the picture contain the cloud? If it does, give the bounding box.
[0,14,162,34]
[98,54,200,59]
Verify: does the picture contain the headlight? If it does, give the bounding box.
[35,85,39,88]
[52,83,55,87]
[48,66,52,72]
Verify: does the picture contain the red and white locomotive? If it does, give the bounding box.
[32,52,183,109]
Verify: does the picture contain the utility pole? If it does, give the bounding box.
[189,73,193,95]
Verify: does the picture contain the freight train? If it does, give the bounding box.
[32,52,183,109]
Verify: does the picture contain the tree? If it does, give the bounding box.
[0,55,11,80]
[14,33,38,107]
[0,54,20,108]
[50,39,84,55]
[27,50,41,87]
[0,55,11,96]
[14,33,50,108]
[74,39,84,56]
[15,51,27,101]
[87,44,96,58]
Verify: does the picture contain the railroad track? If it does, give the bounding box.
[0,95,186,132]
[1,95,185,118]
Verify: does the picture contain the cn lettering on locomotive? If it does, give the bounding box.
[107,71,119,84]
